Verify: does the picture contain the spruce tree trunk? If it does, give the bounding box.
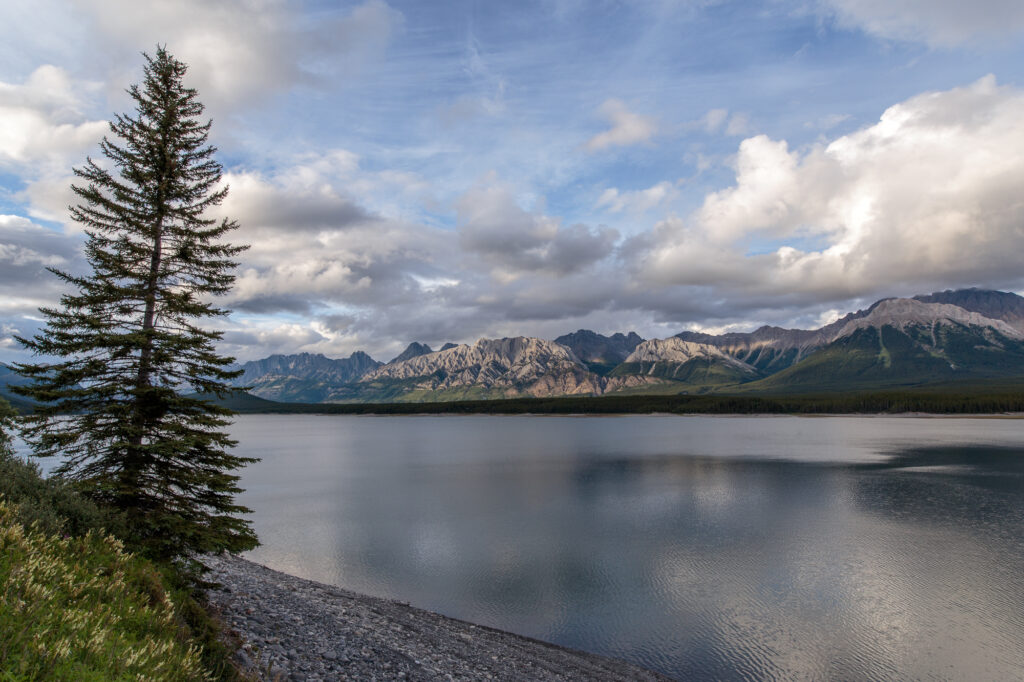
[125,110,172,500]
[134,208,165,413]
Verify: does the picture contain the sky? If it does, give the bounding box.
[2,0,1024,364]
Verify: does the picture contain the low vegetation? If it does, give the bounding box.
[0,399,245,681]
[0,500,209,681]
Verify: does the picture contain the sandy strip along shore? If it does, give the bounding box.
[204,553,672,682]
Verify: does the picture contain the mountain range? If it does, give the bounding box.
[2,288,1021,406]
[221,288,1024,403]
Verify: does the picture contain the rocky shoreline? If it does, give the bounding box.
[203,553,671,681]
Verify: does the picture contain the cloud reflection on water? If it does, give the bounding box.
[234,415,1024,680]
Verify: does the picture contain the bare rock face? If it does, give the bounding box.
[914,288,1024,333]
[674,321,858,372]
[522,369,606,397]
[603,374,673,392]
[834,299,1024,339]
[361,337,603,395]
[625,338,757,373]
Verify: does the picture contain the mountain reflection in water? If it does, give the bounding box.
[231,415,1024,681]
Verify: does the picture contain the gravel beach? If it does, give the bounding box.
[203,553,672,681]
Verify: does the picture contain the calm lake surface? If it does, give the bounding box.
[229,414,1024,681]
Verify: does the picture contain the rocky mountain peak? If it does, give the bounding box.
[389,342,433,364]
[554,329,645,368]
[913,288,1024,332]
[625,337,756,371]
[360,336,599,395]
[230,351,383,401]
[835,298,1023,339]
[348,351,378,364]
[208,286,1024,403]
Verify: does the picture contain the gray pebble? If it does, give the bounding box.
[202,552,668,682]
[233,650,253,670]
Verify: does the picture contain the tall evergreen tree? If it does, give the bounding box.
[14,47,257,567]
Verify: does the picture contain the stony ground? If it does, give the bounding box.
[203,553,672,682]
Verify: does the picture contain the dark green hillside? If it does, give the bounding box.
[743,323,1024,392]
[730,345,801,374]
[190,389,283,411]
[234,376,336,403]
[581,360,621,376]
[0,364,36,412]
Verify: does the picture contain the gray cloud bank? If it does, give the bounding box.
[813,0,1024,47]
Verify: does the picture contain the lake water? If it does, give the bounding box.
[230,415,1021,680]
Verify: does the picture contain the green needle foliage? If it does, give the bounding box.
[13,47,257,571]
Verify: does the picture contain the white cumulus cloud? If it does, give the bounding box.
[216,153,451,317]
[639,75,1024,301]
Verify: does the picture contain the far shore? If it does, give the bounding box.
[231,410,1024,419]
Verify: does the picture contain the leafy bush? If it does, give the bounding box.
[0,396,124,538]
[0,447,127,541]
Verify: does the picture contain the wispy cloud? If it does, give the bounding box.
[68,0,403,112]
[813,0,1024,47]
[585,99,657,151]
[596,182,678,213]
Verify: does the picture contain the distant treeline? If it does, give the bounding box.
[216,388,1024,416]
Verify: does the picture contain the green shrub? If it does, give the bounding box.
[0,448,127,540]
[0,396,123,538]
